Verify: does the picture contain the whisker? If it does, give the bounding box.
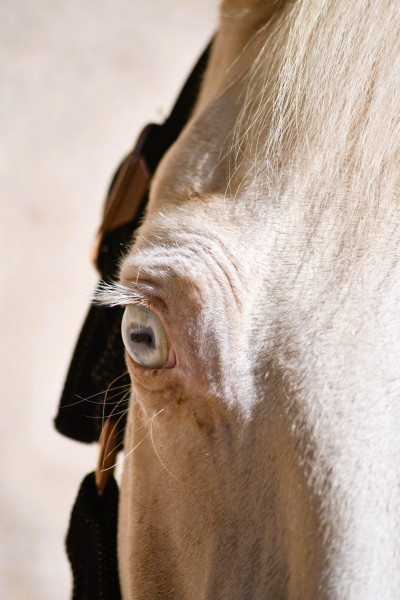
[102,372,130,428]
[85,403,130,421]
[100,430,151,473]
[101,406,166,473]
[149,409,182,483]
[108,407,159,456]
[82,380,130,401]
[60,387,130,408]
[102,407,129,463]
[60,370,130,408]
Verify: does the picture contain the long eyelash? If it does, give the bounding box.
[93,280,154,308]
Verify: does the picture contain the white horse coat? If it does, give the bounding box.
[102,1,400,597]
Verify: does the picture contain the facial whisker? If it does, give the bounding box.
[101,430,152,472]
[102,373,130,428]
[60,384,130,408]
[149,409,182,483]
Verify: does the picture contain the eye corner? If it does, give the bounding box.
[163,346,177,370]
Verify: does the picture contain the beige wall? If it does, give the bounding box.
[0,1,216,597]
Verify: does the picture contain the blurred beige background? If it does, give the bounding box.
[0,1,216,598]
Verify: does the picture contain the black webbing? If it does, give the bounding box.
[57,39,213,600]
[66,473,122,600]
[55,40,212,443]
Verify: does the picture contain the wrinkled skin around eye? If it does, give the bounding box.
[121,304,169,369]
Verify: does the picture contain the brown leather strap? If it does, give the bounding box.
[95,419,120,496]
[92,125,152,271]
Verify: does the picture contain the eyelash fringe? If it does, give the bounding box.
[92,280,154,308]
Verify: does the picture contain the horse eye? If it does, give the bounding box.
[121,304,169,369]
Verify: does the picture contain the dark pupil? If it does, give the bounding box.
[130,331,154,346]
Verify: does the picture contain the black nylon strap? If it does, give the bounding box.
[66,473,122,600]
[55,40,212,443]
[58,39,213,600]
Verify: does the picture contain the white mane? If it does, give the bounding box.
[233,0,400,250]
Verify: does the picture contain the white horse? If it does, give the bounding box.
[100,1,400,597]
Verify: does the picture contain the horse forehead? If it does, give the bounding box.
[142,83,400,345]
[149,84,245,209]
[137,0,400,403]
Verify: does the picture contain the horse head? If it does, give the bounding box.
[99,1,400,597]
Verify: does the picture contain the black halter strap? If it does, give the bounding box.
[55,40,212,444]
[56,40,213,599]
